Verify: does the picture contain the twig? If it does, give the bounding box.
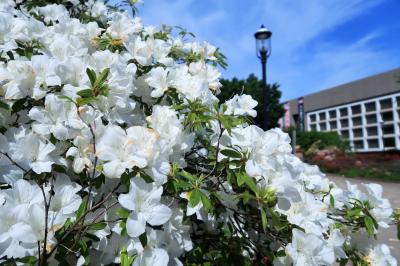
[0,152,28,172]
[47,183,120,257]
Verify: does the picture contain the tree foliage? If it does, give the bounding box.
[219,74,285,129]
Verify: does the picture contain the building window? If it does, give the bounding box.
[353,128,363,138]
[382,124,395,135]
[367,126,378,136]
[309,114,316,122]
[367,139,379,149]
[383,137,396,148]
[365,102,376,112]
[310,124,317,131]
[351,105,361,115]
[352,117,362,126]
[330,121,337,129]
[341,130,349,139]
[319,112,326,121]
[366,114,377,124]
[329,110,336,119]
[340,108,348,117]
[340,119,349,128]
[380,98,392,110]
[354,140,364,149]
[381,111,393,122]
[319,123,327,131]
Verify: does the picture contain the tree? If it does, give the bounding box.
[219,74,285,128]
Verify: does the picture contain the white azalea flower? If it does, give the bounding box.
[90,233,138,265]
[146,67,174,98]
[285,229,335,266]
[363,243,397,266]
[96,125,159,178]
[363,183,393,228]
[29,94,84,140]
[133,228,169,266]
[8,128,56,173]
[118,177,171,237]
[49,174,82,226]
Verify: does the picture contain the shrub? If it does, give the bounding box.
[297,131,349,152]
[0,1,397,265]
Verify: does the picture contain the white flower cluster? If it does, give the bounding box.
[0,176,81,258]
[0,1,397,265]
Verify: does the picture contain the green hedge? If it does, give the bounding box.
[296,131,349,152]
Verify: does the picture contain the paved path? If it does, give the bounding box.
[328,174,400,260]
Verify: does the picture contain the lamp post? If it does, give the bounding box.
[254,25,272,130]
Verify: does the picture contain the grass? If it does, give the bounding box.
[340,167,400,182]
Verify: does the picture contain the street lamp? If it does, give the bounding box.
[254,25,272,130]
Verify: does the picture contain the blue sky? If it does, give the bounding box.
[128,0,400,101]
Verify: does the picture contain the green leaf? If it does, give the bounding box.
[116,208,130,219]
[329,194,335,208]
[364,215,375,236]
[200,192,213,213]
[0,100,9,110]
[120,220,127,236]
[240,190,252,205]
[11,97,26,113]
[236,171,246,187]
[179,170,197,182]
[244,177,258,194]
[121,172,131,185]
[175,179,192,191]
[95,68,110,88]
[219,115,233,134]
[271,209,282,230]
[120,247,136,266]
[53,164,66,173]
[220,149,242,159]
[139,233,147,247]
[347,207,362,218]
[339,259,349,266]
[78,239,89,256]
[77,89,94,98]
[88,222,107,231]
[120,247,129,266]
[58,95,76,104]
[17,256,37,265]
[6,51,14,60]
[85,233,100,242]
[140,171,154,183]
[77,97,95,106]
[76,201,87,219]
[260,208,267,232]
[189,189,202,207]
[236,171,257,193]
[86,68,97,86]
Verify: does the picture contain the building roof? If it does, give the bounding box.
[285,67,400,114]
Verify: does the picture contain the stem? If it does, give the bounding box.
[47,183,120,257]
[0,152,28,172]
[39,178,53,266]
[214,117,224,172]
[37,241,41,265]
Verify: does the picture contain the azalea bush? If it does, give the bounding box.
[0,1,398,265]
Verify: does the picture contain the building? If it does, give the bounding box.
[280,68,400,152]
